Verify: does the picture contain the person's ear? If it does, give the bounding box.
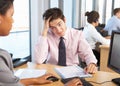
[63,18,66,23]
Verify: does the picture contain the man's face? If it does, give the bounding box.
[49,18,66,37]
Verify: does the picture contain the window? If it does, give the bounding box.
[50,0,58,8]
[0,0,30,59]
[105,0,112,23]
[63,0,73,27]
[114,0,120,8]
[86,0,93,11]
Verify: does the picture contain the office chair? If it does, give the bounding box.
[96,23,108,37]
[75,27,84,31]
[78,57,87,68]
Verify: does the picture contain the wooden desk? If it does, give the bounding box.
[15,63,120,86]
[99,45,115,72]
[86,71,120,86]
[15,63,63,86]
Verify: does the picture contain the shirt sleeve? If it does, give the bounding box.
[78,32,97,65]
[34,36,49,64]
[116,19,120,30]
[0,58,22,86]
[92,29,110,45]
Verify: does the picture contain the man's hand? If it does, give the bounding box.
[84,63,98,74]
[42,17,51,37]
[65,78,83,86]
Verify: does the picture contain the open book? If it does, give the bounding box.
[55,65,92,79]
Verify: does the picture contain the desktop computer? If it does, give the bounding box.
[107,30,120,85]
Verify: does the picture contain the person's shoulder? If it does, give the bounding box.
[0,48,11,59]
[110,16,118,21]
[0,48,9,54]
[68,28,83,37]
[69,28,82,33]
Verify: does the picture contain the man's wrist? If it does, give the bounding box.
[90,63,97,67]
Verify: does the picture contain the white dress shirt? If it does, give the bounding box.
[83,23,110,49]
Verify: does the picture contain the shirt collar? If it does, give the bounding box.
[53,27,69,41]
[62,27,69,40]
[87,23,95,28]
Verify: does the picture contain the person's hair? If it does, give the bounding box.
[43,7,65,22]
[85,11,99,23]
[0,0,14,15]
[113,8,120,15]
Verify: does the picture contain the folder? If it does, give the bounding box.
[55,65,92,79]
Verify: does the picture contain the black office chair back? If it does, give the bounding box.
[75,27,84,31]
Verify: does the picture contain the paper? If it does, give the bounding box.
[14,69,46,79]
[55,65,92,79]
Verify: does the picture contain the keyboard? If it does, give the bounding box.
[61,77,93,86]
[112,77,120,85]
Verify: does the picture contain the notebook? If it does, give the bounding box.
[55,65,92,79]
[14,68,46,79]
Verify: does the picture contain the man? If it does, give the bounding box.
[34,8,97,74]
[104,8,120,35]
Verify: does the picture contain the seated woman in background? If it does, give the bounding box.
[83,11,110,66]
[0,0,82,86]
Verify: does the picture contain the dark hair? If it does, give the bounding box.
[85,11,99,23]
[43,7,65,22]
[0,0,14,15]
[113,8,120,15]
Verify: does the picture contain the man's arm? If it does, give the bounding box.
[77,32,97,73]
[34,36,49,64]
[34,17,51,64]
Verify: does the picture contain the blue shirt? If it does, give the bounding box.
[104,16,120,35]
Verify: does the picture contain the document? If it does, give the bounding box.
[14,68,46,79]
[55,65,92,79]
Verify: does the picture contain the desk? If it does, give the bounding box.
[15,63,120,86]
[99,45,115,72]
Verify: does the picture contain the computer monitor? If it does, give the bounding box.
[107,30,120,85]
[108,30,120,73]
